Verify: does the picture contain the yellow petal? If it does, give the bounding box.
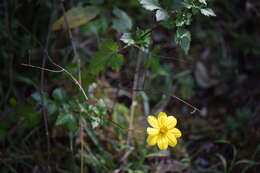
[165,116,177,129]
[158,112,167,127]
[157,134,168,150]
[147,116,159,128]
[167,131,177,147]
[147,135,158,146]
[169,128,182,138]
[147,127,159,135]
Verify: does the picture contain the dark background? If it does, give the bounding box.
[0,0,260,172]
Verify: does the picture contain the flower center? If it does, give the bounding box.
[159,126,168,134]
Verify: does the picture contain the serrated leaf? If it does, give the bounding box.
[176,12,192,27]
[139,0,161,11]
[120,33,135,45]
[156,9,169,21]
[52,6,100,31]
[112,8,132,33]
[199,0,207,5]
[174,28,191,54]
[88,40,124,75]
[200,8,216,16]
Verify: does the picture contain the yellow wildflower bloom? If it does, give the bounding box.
[146,112,182,150]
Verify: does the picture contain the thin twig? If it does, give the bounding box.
[18,15,88,101]
[40,5,57,171]
[22,62,88,102]
[21,64,64,73]
[127,51,144,145]
[133,88,200,114]
[60,1,84,172]
[100,86,201,114]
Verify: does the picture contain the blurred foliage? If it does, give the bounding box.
[0,0,260,172]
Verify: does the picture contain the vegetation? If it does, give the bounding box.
[1,0,260,172]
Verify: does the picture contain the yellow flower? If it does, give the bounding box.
[146,112,182,150]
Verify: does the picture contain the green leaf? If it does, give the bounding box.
[120,29,151,52]
[198,0,207,5]
[88,40,124,75]
[31,92,41,102]
[174,28,191,54]
[81,15,108,34]
[31,92,48,106]
[90,116,101,128]
[47,101,57,116]
[135,29,152,51]
[112,8,133,33]
[52,88,66,102]
[96,99,107,114]
[200,8,216,16]
[52,6,100,31]
[55,113,75,126]
[109,54,124,71]
[139,0,161,11]
[183,0,203,9]
[176,12,192,27]
[139,0,168,21]
[120,33,135,45]
[155,9,169,21]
